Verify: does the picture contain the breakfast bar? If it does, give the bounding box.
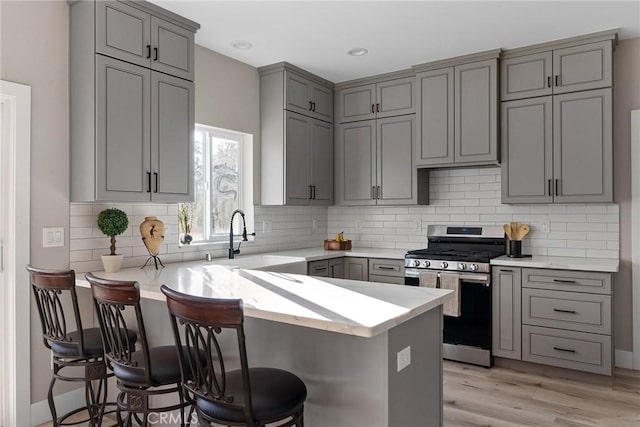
[77,261,452,427]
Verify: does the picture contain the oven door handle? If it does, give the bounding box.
[405,269,489,283]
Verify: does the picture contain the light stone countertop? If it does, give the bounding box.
[269,247,409,261]
[491,255,619,273]
[77,261,451,338]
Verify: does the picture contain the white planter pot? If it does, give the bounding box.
[101,254,123,273]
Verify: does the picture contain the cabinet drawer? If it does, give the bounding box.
[522,289,611,334]
[308,260,329,277]
[368,258,405,278]
[522,325,612,375]
[369,274,404,285]
[522,268,611,294]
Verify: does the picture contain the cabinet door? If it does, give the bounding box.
[492,267,522,360]
[285,111,312,205]
[308,260,329,277]
[553,89,612,203]
[311,83,334,123]
[376,77,415,118]
[150,16,194,81]
[344,257,368,281]
[285,71,314,117]
[329,258,345,279]
[416,68,454,166]
[501,52,553,101]
[553,41,612,94]
[96,1,151,69]
[310,119,333,205]
[501,97,553,204]
[337,121,376,205]
[96,56,150,202]
[377,116,416,205]
[151,72,194,202]
[454,59,498,164]
[338,84,376,123]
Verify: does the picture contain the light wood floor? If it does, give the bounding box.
[444,360,640,426]
[37,361,640,426]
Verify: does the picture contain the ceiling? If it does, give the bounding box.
[149,1,640,83]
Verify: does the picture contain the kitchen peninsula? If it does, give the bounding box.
[77,260,453,427]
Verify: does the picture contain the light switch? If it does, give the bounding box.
[43,227,64,248]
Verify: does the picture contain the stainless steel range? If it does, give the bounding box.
[404,225,505,367]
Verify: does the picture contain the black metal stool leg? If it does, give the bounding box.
[48,370,59,427]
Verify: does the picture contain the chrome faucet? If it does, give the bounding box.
[228,209,254,259]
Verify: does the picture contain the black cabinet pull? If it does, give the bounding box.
[553,278,576,284]
[555,75,559,86]
[547,76,551,88]
[153,172,158,193]
[555,179,559,196]
[548,179,552,197]
[553,346,575,353]
[309,185,312,199]
[377,266,396,270]
[154,47,158,61]
[312,102,316,112]
[553,308,577,314]
[372,186,375,199]
[377,186,381,199]
[376,103,380,113]
[371,104,375,114]
[309,101,313,111]
[501,269,513,272]
[146,45,151,59]
[312,185,316,199]
[147,172,151,193]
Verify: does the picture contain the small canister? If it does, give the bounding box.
[509,240,522,257]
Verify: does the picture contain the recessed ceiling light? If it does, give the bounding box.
[347,48,368,57]
[231,40,253,50]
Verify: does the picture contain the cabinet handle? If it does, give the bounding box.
[547,76,551,88]
[371,104,375,114]
[501,269,513,272]
[372,186,376,200]
[312,102,316,112]
[548,179,552,197]
[313,185,316,200]
[377,266,396,270]
[154,172,158,193]
[377,186,381,199]
[147,172,152,193]
[154,47,158,61]
[555,179,559,196]
[553,346,576,353]
[376,103,380,113]
[314,266,327,272]
[146,45,151,59]
[309,101,313,111]
[555,75,559,87]
[553,308,577,314]
[553,279,576,284]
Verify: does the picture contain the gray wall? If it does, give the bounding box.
[613,38,640,352]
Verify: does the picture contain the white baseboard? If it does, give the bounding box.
[615,349,635,370]
[30,387,85,427]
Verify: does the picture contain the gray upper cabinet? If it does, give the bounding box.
[285,70,334,123]
[337,116,417,206]
[70,0,198,203]
[553,89,612,203]
[337,77,415,123]
[502,90,612,204]
[413,52,499,168]
[501,40,613,101]
[259,63,334,206]
[96,0,195,81]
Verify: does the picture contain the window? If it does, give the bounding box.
[181,124,253,244]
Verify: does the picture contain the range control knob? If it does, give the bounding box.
[458,263,467,271]
[420,260,430,268]
[410,259,420,268]
[470,264,479,272]
[440,261,449,269]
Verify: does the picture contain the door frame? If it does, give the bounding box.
[0,80,31,426]
[632,110,640,370]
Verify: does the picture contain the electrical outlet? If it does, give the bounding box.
[312,219,318,233]
[355,219,362,231]
[262,221,272,233]
[397,346,411,372]
[413,220,421,231]
[540,220,550,233]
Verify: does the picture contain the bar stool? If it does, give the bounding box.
[161,285,307,427]
[27,265,137,426]
[86,273,193,426]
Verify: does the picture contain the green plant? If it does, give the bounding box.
[178,203,195,234]
[97,208,129,256]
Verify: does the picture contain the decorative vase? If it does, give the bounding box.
[101,254,123,273]
[140,216,165,255]
[180,233,193,245]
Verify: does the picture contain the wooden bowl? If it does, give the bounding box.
[324,239,352,250]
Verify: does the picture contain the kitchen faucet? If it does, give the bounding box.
[229,209,254,259]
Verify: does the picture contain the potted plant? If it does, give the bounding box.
[97,208,129,273]
[178,203,194,244]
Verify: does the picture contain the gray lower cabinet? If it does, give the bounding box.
[329,258,344,279]
[368,258,405,285]
[337,116,417,206]
[414,55,499,167]
[501,40,613,101]
[285,70,334,123]
[308,258,344,278]
[492,267,522,360]
[501,89,612,204]
[344,257,368,281]
[96,0,196,81]
[337,77,415,123]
